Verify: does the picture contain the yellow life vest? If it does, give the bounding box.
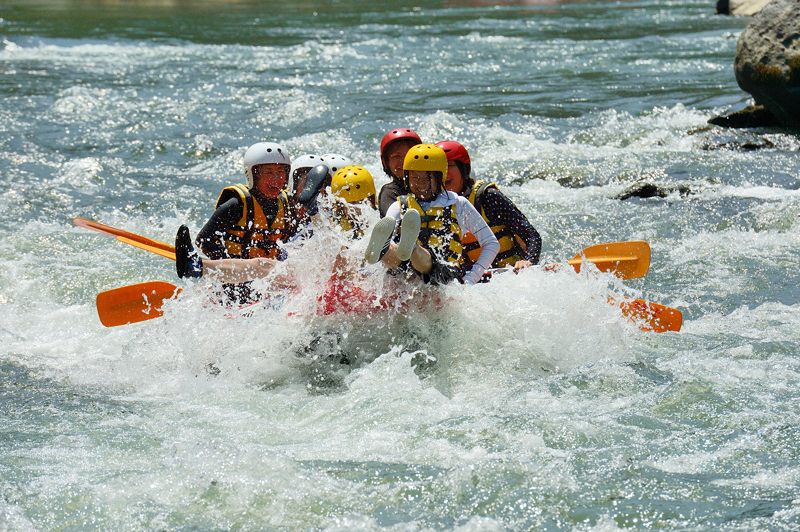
[461,180,526,268]
[399,194,463,266]
[331,199,365,240]
[214,184,291,259]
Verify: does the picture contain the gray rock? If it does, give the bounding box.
[718,0,773,15]
[734,0,800,126]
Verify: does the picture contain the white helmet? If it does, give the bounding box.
[320,153,353,176]
[290,154,323,195]
[243,142,291,189]
[291,154,323,175]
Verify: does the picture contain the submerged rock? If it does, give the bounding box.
[692,122,779,150]
[699,136,776,150]
[616,181,692,201]
[734,0,800,126]
[708,104,781,128]
[717,0,772,16]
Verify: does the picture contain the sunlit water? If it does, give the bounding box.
[1,0,799,529]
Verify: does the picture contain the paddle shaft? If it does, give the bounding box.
[73,218,175,253]
[116,236,176,261]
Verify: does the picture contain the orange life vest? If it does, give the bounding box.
[214,184,291,259]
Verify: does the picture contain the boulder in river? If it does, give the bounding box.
[734,0,800,127]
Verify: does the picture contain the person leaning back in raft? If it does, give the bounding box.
[365,144,500,286]
[436,140,542,271]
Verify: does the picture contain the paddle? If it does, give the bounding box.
[75,217,650,281]
[566,240,650,279]
[73,217,176,257]
[616,298,682,333]
[95,281,181,327]
[95,279,681,333]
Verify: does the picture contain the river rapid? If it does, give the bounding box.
[1,0,799,529]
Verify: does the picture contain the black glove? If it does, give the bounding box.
[175,225,203,278]
[298,164,329,216]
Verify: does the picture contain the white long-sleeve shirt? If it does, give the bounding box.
[386,191,499,285]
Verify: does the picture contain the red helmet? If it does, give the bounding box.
[380,128,422,155]
[380,128,422,177]
[435,140,471,178]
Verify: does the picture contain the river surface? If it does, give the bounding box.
[1,0,799,529]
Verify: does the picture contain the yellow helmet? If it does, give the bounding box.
[403,144,448,184]
[330,165,377,207]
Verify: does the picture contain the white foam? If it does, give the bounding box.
[711,185,800,201]
[568,105,709,152]
[712,466,800,489]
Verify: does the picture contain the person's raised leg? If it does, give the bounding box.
[365,217,397,265]
[409,244,432,275]
[395,210,420,262]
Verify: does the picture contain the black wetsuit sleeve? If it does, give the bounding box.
[378,181,405,218]
[196,198,243,259]
[284,198,306,239]
[480,188,542,264]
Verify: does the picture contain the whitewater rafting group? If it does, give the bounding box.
[175,128,542,302]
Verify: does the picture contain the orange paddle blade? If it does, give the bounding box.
[569,241,650,279]
[96,281,181,327]
[616,297,682,333]
[73,217,175,253]
[116,236,176,261]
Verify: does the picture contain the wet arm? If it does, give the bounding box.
[458,199,499,284]
[196,198,242,259]
[202,257,277,284]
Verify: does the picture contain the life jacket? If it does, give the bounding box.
[461,180,526,268]
[331,199,365,240]
[214,184,291,259]
[398,194,463,266]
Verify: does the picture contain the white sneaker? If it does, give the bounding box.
[395,210,421,262]
[365,217,396,264]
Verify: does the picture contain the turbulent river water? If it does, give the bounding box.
[1,0,799,529]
